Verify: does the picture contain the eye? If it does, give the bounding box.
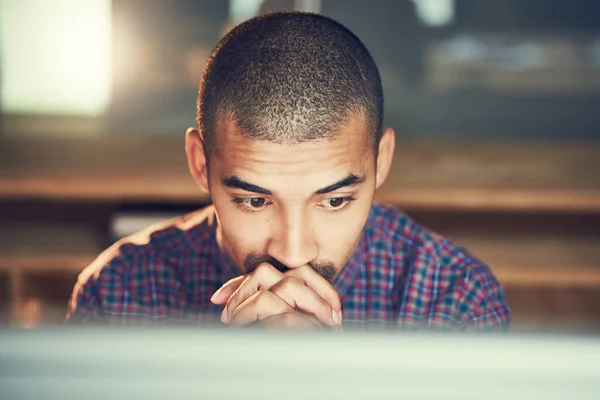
[249,198,265,208]
[232,197,271,212]
[328,197,345,208]
[319,196,355,210]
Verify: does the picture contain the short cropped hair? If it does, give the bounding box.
[197,12,383,154]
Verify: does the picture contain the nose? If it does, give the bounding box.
[266,208,318,269]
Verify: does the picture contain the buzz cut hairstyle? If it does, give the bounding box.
[197,12,384,155]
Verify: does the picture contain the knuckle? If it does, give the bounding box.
[271,276,299,296]
[255,289,273,308]
[298,265,312,273]
[279,276,298,290]
[254,262,274,276]
[288,265,310,279]
[282,270,301,284]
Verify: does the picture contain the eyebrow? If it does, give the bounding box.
[314,174,364,195]
[222,175,272,195]
[222,173,364,196]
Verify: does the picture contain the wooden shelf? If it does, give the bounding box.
[0,254,96,273]
[1,137,599,212]
[493,265,600,287]
[0,172,205,203]
[453,234,600,287]
[376,187,600,212]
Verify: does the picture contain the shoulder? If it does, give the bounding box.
[418,235,510,330]
[79,206,218,286]
[66,206,219,322]
[363,203,421,252]
[367,203,511,330]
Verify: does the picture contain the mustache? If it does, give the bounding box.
[243,253,337,283]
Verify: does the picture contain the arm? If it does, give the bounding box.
[65,245,123,324]
[65,274,106,324]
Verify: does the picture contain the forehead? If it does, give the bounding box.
[212,114,373,178]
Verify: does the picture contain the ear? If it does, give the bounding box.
[185,127,209,193]
[375,128,395,190]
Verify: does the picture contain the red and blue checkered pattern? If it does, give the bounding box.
[67,204,511,330]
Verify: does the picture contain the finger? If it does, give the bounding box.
[229,289,292,326]
[294,311,343,332]
[223,263,284,323]
[210,275,246,304]
[296,311,327,329]
[297,311,344,332]
[271,277,340,326]
[285,266,342,313]
[258,311,322,331]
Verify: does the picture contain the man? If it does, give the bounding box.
[67,12,510,330]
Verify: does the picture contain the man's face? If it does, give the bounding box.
[191,114,389,282]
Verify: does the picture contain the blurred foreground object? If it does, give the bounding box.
[0,328,599,400]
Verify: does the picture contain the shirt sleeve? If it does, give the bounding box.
[455,260,512,332]
[64,245,123,324]
[65,273,106,324]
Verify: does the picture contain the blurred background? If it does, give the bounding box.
[0,0,599,332]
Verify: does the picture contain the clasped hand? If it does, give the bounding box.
[210,263,343,330]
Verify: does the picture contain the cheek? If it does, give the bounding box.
[212,194,270,259]
[221,217,268,249]
[316,198,372,263]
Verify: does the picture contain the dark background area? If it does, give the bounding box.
[105,0,600,140]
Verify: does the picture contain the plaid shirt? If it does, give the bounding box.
[67,204,511,330]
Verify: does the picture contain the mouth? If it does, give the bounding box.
[243,254,336,282]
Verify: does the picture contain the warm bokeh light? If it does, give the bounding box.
[0,0,111,116]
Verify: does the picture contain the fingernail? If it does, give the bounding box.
[210,287,223,303]
[332,309,342,325]
[221,305,228,323]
